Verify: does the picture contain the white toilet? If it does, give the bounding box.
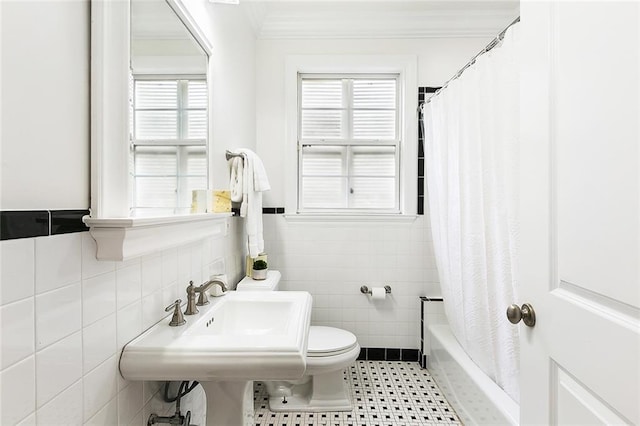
[236,270,360,412]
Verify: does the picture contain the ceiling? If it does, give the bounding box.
[131,0,189,40]
[239,0,520,39]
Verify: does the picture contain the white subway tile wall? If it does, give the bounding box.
[0,297,35,369]
[34,233,82,294]
[0,238,35,305]
[262,215,440,349]
[1,214,440,424]
[35,332,83,408]
[1,356,36,425]
[82,314,117,374]
[36,283,82,350]
[36,380,84,426]
[0,218,245,425]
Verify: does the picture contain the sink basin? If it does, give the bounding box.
[119,291,312,382]
[187,299,298,337]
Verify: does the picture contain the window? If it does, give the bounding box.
[131,77,207,216]
[298,74,400,213]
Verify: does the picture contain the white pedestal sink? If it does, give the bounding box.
[119,291,312,426]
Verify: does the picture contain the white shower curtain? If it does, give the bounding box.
[423,24,520,402]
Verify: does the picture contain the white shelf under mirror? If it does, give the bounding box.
[84,213,232,261]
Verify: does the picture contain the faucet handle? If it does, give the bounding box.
[164,299,182,312]
[196,289,210,306]
[164,299,186,327]
[194,280,216,306]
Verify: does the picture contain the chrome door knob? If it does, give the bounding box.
[506,303,536,327]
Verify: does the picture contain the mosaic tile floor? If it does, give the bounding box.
[253,361,462,426]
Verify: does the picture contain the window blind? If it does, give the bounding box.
[134,81,179,140]
[301,79,344,139]
[132,78,207,216]
[298,75,400,212]
[352,79,396,140]
[186,81,207,140]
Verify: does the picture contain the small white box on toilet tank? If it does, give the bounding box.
[236,270,281,291]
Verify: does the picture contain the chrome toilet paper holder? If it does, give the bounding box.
[360,285,392,295]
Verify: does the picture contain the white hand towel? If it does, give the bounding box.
[247,152,271,192]
[228,148,271,258]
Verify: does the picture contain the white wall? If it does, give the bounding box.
[255,37,490,349]
[0,0,90,210]
[0,1,255,424]
[208,4,257,190]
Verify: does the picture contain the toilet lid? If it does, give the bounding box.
[307,326,358,357]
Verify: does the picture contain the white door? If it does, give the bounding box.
[519,1,639,425]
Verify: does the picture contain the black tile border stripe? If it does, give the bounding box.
[51,210,90,235]
[233,206,285,216]
[418,86,442,94]
[262,207,285,214]
[357,347,420,362]
[0,211,49,241]
[0,209,89,241]
[231,207,284,216]
[420,296,444,302]
[418,86,442,217]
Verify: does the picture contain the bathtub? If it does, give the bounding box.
[427,324,519,425]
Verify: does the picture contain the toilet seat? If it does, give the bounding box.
[307,326,358,357]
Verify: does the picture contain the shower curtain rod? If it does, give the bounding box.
[421,16,520,109]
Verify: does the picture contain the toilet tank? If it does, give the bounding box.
[236,270,281,291]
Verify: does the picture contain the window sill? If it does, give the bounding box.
[283,213,418,224]
[83,213,232,261]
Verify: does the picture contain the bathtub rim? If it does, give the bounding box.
[427,323,519,425]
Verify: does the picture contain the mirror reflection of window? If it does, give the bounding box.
[132,78,207,215]
[130,0,208,217]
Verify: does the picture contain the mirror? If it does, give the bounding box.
[87,0,221,260]
[130,0,208,217]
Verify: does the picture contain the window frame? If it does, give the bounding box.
[284,55,418,220]
[297,73,402,214]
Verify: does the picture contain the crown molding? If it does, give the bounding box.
[241,1,519,39]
